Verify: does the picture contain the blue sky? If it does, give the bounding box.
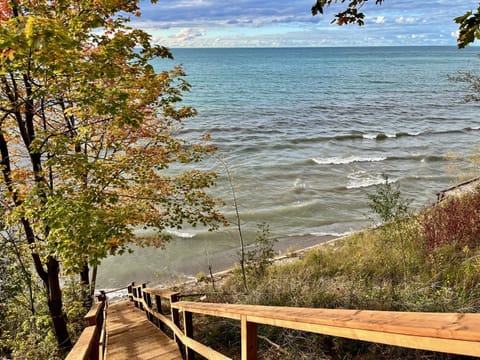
[132,1,479,47]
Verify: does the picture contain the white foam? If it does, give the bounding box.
[312,156,386,165]
[347,171,394,189]
[166,229,196,238]
[310,231,352,238]
[362,133,396,139]
[102,288,129,301]
[293,178,307,189]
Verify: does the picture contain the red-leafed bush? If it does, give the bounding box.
[422,187,480,250]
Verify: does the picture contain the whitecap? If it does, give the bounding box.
[346,171,394,189]
[166,229,196,238]
[312,156,387,165]
[293,178,307,190]
[310,231,353,238]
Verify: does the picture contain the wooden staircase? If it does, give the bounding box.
[66,282,480,359]
[105,301,181,359]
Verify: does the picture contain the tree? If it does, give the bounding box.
[0,0,224,351]
[312,0,385,25]
[311,0,480,48]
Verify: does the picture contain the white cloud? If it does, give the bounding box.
[134,0,476,47]
[396,34,425,39]
[174,28,204,41]
[395,16,417,24]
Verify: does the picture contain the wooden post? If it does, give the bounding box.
[138,283,146,311]
[132,286,139,308]
[128,282,134,301]
[170,293,183,354]
[183,311,194,360]
[171,293,180,330]
[144,291,152,322]
[241,315,257,360]
[155,294,165,331]
[91,326,100,360]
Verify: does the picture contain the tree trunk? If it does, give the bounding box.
[80,262,89,285]
[90,265,98,298]
[80,261,93,308]
[47,257,72,351]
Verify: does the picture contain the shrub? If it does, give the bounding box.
[367,175,410,224]
[421,187,480,250]
[244,223,276,280]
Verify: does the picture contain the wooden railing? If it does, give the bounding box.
[65,294,107,360]
[127,282,480,360]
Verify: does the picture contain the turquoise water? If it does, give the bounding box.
[97,47,480,287]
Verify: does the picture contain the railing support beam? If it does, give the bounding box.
[241,315,257,360]
[155,294,165,331]
[184,311,195,360]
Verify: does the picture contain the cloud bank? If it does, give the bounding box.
[132,0,478,47]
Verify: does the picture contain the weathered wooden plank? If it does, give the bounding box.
[172,302,241,321]
[65,326,97,360]
[105,301,182,360]
[246,314,480,357]
[172,301,480,357]
[143,288,180,299]
[182,336,232,360]
[241,315,257,360]
[85,302,104,326]
[172,302,480,341]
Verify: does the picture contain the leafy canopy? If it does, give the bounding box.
[0,0,225,274]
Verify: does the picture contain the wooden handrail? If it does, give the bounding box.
[127,284,480,359]
[65,326,98,360]
[172,301,480,359]
[66,296,107,360]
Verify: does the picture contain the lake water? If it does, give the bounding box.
[97,46,480,288]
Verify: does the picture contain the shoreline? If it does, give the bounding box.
[103,232,347,301]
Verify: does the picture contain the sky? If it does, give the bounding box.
[132,1,479,48]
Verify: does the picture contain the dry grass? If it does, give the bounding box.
[192,190,480,359]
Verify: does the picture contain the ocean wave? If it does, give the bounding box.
[285,231,352,239]
[166,229,196,238]
[335,129,474,142]
[388,154,445,162]
[347,171,395,189]
[396,131,423,137]
[328,131,422,142]
[362,133,396,140]
[312,156,387,165]
[334,133,364,141]
[293,178,308,192]
[310,231,353,238]
[285,128,470,146]
[465,126,480,131]
[312,154,444,166]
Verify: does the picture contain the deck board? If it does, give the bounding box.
[105,301,182,360]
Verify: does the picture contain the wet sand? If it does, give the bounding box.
[101,233,342,299]
[174,233,339,281]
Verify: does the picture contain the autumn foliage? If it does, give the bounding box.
[0,1,11,21]
[0,0,224,354]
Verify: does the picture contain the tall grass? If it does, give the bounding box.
[195,187,480,359]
